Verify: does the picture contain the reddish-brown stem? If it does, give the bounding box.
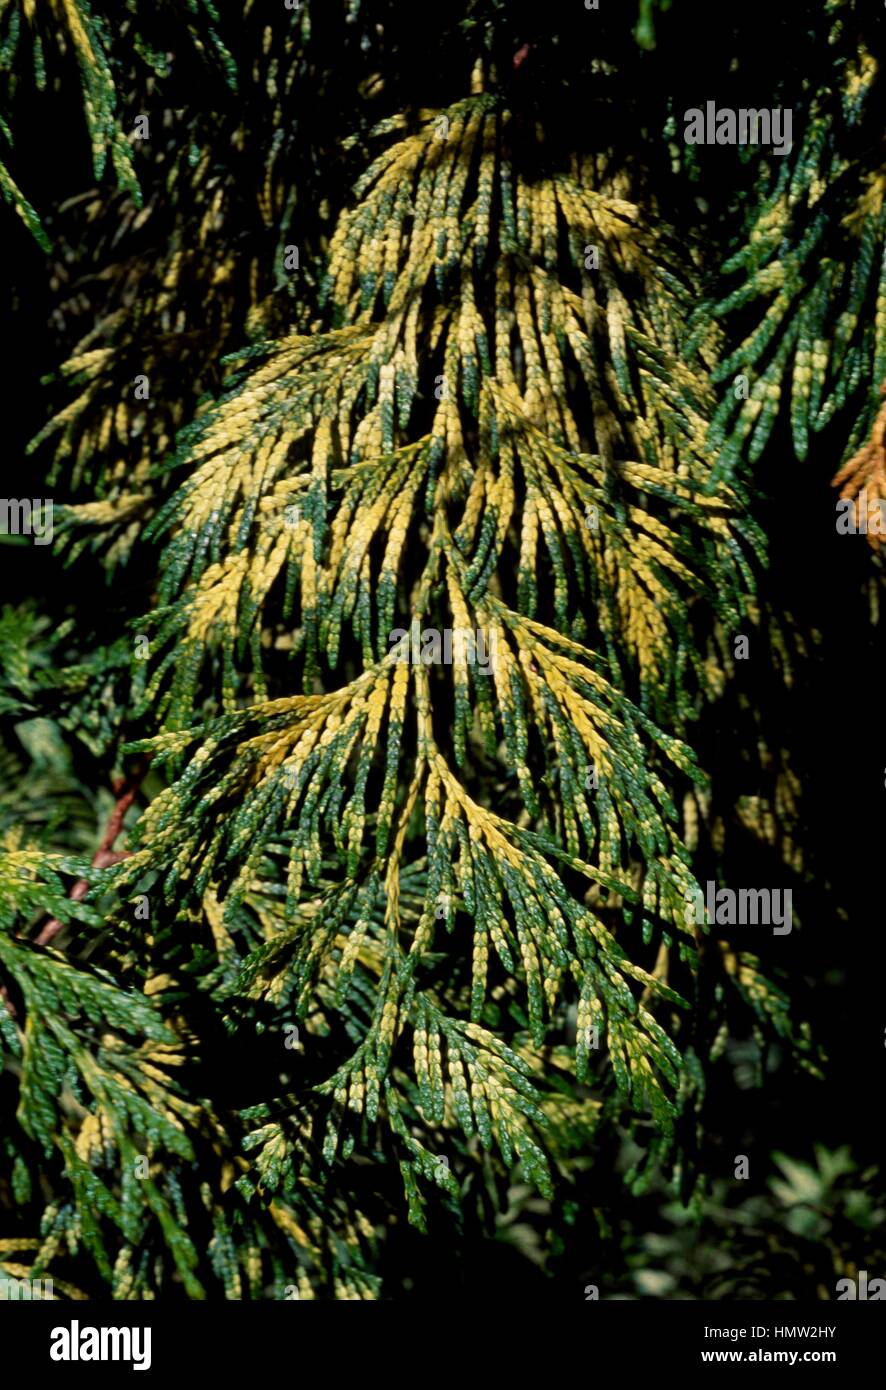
[33,762,147,947]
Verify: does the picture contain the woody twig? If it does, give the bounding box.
[33,761,148,948]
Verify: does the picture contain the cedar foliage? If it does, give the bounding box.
[0,0,882,1299]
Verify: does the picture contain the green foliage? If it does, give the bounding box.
[691,33,886,484]
[623,1147,886,1300]
[1,0,877,1300]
